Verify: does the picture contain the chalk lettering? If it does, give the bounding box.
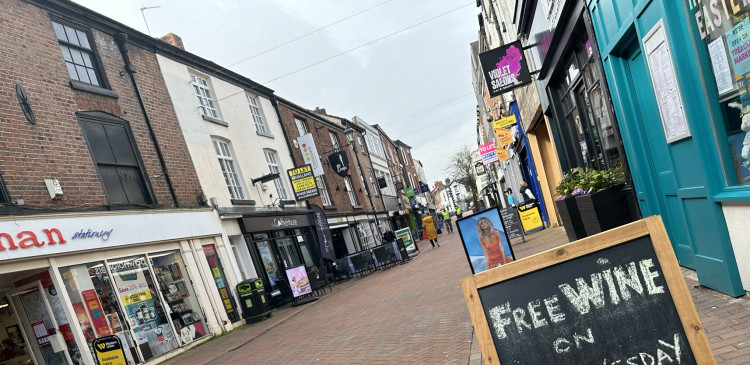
[614,262,644,300]
[512,307,533,334]
[528,299,547,328]
[559,273,606,315]
[639,259,665,294]
[488,302,512,339]
[544,295,566,323]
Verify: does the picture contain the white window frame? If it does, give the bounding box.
[357,224,374,250]
[190,73,219,119]
[316,176,332,206]
[264,150,289,200]
[401,149,409,165]
[344,176,358,206]
[368,168,379,196]
[357,136,366,153]
[329,132,340,150]
[295,118,309,136]
[247,94,271,136]
[212,139,245,200]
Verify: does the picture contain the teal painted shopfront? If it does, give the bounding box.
[588,0,750,296]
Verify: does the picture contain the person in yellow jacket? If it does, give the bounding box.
[421,215,439,248]
[441,209,453,234]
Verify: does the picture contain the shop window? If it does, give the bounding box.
[0,174,8,204]
[78,112,153,205]
[150,251,208,345]
[686,5,750,185]
[253,237,281,296]
[60,262,138,364]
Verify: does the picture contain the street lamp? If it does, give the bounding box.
[343,126,382,247]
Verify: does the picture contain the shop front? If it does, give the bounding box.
[0,209,234,365]
[589,0,749,295]
[238,213,321,308]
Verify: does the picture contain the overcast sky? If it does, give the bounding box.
[71,0,479,185]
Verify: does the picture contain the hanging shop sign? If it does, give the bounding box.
[493,115,517,130]
[420,184,430,193]
[479,142,499,165]
[297,133,324,177]
[287,164,320,201]
[406,187,415,198]
[494,127,513,146]
[311,205,336,262]
[328,151,350,177]
[460,217,713,364]
[93,335,127,365]
[479,40,533,97]
[496,148,510,162]
[395,181,404,191]
[377,176,388,189]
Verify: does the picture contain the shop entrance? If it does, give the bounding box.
[0,268,83,365]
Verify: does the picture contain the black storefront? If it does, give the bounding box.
[239,213,321,307]
[521,0,639,216]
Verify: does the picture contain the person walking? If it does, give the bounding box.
[456,207,463,218]
[421,215,439,247]
[505,188,517,207]
[519,181,535,203]
[436,213,445,234]
[442,209,453,233]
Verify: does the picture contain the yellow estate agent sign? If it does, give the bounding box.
[493,115,517,129]
[287,164,320,201]
[516,202,543,232]
[494,128,513,146]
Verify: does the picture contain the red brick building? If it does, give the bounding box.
[276,99,388,254]
[0,1,239,364]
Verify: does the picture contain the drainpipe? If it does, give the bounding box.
[115,33,179,207]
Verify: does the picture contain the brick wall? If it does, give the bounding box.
[0,0,202,211]
[276,103,384,213]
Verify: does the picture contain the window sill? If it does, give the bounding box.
[352,205,363,209]
[257,131,274,139]
[202,114,228,127]
[323,205,337,210]
[70,80,119,98]
[231,199,256,205]
[713,187,750,202]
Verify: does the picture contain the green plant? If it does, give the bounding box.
[578,167,625,194]
[555,167,625,199]
[555,168,583,199]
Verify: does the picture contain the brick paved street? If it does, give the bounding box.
[162,219,750,365]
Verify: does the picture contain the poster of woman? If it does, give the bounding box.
[456,206,515,274]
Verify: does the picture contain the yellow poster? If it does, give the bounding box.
[518,206,543,231]
[212,267,221,278]
[495,128,513,146]
[120,290,151,306]
[496,148,510,162]
[493,115,517,129]
[220,288,229,299]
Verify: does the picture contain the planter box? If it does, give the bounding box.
[576,184,634,236]
[554,197,586,242]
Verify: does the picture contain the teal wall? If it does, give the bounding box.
[587,0,744,295]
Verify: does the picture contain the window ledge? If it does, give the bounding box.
[231,199,256,205]
[713,188,750,202]
[70,80,119,98]
[352,205,363,209]
[323,205,338,210]
[256,131,275,139]
[202,114,228,127]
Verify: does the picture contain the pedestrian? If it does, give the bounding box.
[519,181,535,203]
[476,217,513,269]
[456,207,463,218]
[442,209,453,234]
[421,215,439,247]
[383,229,396,244]
[437,213,445,234]
[505,188,517,207]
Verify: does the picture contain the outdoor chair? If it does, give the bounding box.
[335,259,352,281]
[308,270,324,297]
[384,245,398,267]
[317,265,333,293]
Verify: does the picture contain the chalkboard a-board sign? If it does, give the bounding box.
[461,216,714,364]
[499,208,523,240]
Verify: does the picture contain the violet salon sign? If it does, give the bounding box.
[479,40,532,97]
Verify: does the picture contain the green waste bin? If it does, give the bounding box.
[237,278,272,323]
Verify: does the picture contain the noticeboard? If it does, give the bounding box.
[499,208,522,239]
[287,164,319,201]
[93,335,127,365]
[395,228,415,253]
[461,216,713,364]
[516,201,543,232]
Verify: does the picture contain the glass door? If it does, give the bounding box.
[8,281,73,365]
[107,255,178,361]
[253,236,282,297]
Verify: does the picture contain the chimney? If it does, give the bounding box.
[313,107,327,115]
[160,33,185,50]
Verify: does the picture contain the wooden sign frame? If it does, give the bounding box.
[461,216,714,364]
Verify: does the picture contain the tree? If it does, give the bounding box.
[446,145,479,201]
